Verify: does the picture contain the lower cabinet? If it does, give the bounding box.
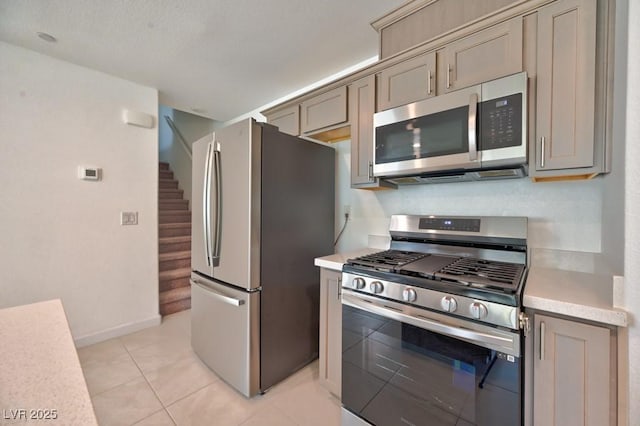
[533,313,613,426]
[318,268,342,398]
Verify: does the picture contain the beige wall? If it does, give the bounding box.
[0,42,160,346]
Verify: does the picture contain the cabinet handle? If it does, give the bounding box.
[338,276,342,300]
[540,137,546,168]
[446,64,452,89]
[368,160,373,182]
[540,321,546,361]
[427,70,433,95]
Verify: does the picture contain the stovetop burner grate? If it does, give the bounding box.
[435,257,525,290]
[347,250,427,271]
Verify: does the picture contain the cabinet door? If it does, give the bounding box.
[534,0,597,171]
[319,268,342,398]
[350,75,375,186]
[265,105,299,136]
[300,86,348,134]
[438,17,523,93]
[376,52,436,111]
[533,314,610,426]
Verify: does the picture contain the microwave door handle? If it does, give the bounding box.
[468,93,478,161]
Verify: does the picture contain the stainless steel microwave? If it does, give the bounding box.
[373,72,528,184]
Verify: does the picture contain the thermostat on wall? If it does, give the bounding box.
[78,166,101,181]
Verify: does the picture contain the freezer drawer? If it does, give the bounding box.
[190,273,260,397]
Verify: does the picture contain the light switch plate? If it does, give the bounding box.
[121,211,138,225]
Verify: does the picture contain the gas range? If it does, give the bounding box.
[342,215,528,330]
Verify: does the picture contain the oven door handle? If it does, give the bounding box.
[342,292,520,356]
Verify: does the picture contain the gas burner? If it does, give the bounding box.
[346,250,427,272]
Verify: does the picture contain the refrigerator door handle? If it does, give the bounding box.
[203,142,214,266]
[190,279,245,306]
[212,147,222,263]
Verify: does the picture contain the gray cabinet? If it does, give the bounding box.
[300,86,348,135]
[530,0,608,180]
[350,75,396,190]
[264,105,299,136]
[533,314,612,426]
[319,268,342,397]
[377,52,436,111]
[437,17,523,93]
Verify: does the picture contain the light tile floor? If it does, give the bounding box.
[78,310,341,426]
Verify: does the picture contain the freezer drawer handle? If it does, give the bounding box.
[190,279,245,306]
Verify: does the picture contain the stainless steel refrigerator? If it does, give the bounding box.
[190,118,335,397]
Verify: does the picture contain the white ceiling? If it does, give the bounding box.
[0,0,407,121]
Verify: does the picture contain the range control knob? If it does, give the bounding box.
[470,302,489,319]
[402,288,417,303]
[352,277,366,290]
[440,296,458,313]
[370,281,384,294]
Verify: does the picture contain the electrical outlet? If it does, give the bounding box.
[121,211,138,225]
[344,205,351,216]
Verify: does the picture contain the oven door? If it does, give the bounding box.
[373,85,481,178]
[341,290,523,426]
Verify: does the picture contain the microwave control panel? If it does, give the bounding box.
[480,93,522,150]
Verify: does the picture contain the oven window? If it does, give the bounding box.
[342,304,522,426]
[375,106,471,165]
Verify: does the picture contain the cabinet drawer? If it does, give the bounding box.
[265,105,299,136]
[438,17,523,93]
[377,52,436,111]
[300,86,348,134]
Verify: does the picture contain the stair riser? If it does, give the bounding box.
[159,241,191,253]
[159,227,191,238]
[159,214,191,224]
[159,162,170,170]
[160,298,191,316]
[160,258,191,272]
[160,276,190,292]
[159,191,184,200]
[159,181,179,189]
[159,170,173,177]
[159,201,189,210]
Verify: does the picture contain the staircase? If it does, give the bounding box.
[158,162,192,316]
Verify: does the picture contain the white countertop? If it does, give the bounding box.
[0,299,98,425]
[524,249,628,327]
[314,248,382,271]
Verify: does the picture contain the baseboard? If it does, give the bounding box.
[73,314,162,348]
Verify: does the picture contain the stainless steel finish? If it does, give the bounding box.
[190,279,245,306]
[342,408,372,426]
[343,290,521,357]
[470,301,489,319]
[190,273,260,398]
[373,84,482,177]
[540,320,546,361]
[352,277,365,290]
[402,287,417,302]
[446,63,452,89]
[203,142,213,266]
[427,69,432,95]
[367,160,373,181]
[468,93,478,161]
[480,72,528,168]
[373,71,528,178]
[440,295,458,312]
[342,272,519,329]
[212,148,222,261]
[369,281,384,294]
[191,133,215,277]
[389,214,528,248]
[541,136,546,168]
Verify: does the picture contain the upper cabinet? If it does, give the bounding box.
[530,0,609,180]
[437,17,523,93]
[300,86,348,135]
[376,52,436,111]
[264,105,299,137]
